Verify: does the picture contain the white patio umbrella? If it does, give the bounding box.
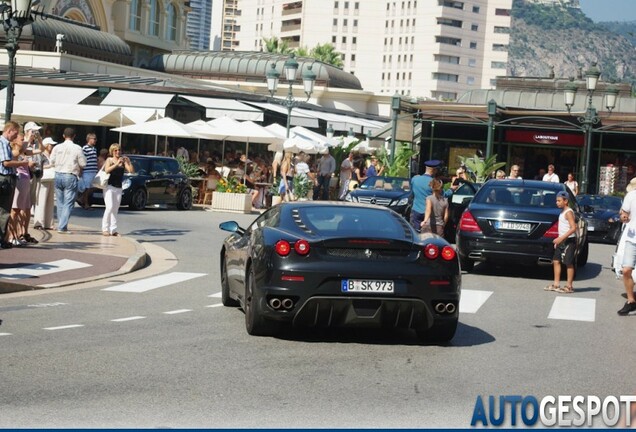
[266,124,324,154]
[111,117,212,154]
[208,117,283,165]
[290,126,339,147]
[186,119,232,160]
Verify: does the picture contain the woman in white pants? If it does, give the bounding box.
[33,137,57,230]
[101,143,134,236]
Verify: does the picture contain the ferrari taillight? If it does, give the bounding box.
[294,240,310,255]
[441,246,456,261]
[275,240,291,256]
[424,244,440,259]
[275,239,310,256]
[424,244,457,261]
[543,221,559,238]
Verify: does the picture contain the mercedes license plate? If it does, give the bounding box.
[494,221,531,231]
[341,279,394,293]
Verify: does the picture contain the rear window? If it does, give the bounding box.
[474,185,562,208]
[298,206,408,238]
[130,158,150,174]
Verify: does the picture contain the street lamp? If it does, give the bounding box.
[389,93,401,164]
[563,63,618,194]
[266,53,316,138]
[1,0,36,121]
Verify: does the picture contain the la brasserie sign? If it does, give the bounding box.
[505,130,584,147]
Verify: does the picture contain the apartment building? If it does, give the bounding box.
[187,0,213,50]
[213,0,512,100]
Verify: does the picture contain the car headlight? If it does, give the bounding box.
[122,179,132,190]
[392,197,409,206]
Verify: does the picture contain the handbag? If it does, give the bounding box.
[41,168,55,182]
[91,169,110,189]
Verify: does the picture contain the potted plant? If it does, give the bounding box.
[293,175,312,201]
[269,177,283,206]
[211,176,252,213]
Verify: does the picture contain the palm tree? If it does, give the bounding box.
[310,43,344,68]
[294,46,310,57]
[262,36,292,54]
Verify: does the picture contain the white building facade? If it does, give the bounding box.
[213,0,512,100]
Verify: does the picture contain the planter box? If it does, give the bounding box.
[211,192,252,214]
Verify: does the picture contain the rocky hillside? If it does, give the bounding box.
[508,0,636,89]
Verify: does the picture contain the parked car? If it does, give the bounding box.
[577,194,622,244]
[456,179,588,272]
[345,176,412,217]
[444,181,483,242]
[90,155,193,210]
[219,201,461,343]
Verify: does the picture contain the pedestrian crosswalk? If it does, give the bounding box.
[101,272,206,293]
[0,259,92,280]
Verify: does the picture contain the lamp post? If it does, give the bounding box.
[389,93,401,164]
[485,99,497,159]
[563,63,618,194]
[1,0,35,121]
[266,53,316,138]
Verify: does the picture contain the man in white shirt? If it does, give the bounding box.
[50,127,86,234]
[618,178,636,315]
[542,164,559,183]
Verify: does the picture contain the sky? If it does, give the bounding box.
[578,0,636,22]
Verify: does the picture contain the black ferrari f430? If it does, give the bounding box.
[219,201,461,343]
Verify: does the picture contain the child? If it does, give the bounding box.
[544,191,577,293]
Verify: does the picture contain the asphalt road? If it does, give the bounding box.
[0,205,633,428]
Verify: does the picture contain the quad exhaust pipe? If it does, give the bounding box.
[268,297,295,310]
[434,302,456,314]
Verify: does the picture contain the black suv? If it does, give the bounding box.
[90,155,193,210]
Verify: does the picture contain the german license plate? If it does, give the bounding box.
[494,221,531,231]
[587,226,595,231]
[341,279,394,293]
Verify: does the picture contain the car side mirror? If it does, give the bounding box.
[219,221,245,235]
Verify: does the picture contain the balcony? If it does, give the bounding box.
[281,23,301,32]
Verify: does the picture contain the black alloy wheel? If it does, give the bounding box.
[129,188,148,210]
[177,187,193,210]
[244,267,277,336]
[221,255,239,307]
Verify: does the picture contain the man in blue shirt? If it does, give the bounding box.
[79,133,98,209]
[366,156,384,178]
[409,160,441,232]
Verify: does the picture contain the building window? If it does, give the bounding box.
[495,8,511,16]
[354,2,359,9]
[492,44,508,51]
[343,19,348,27]
[437,18,462,28]
[491,61,506,69]
[332,35,337,43]
[166,3,177,41]
[333,18,338,26]
[129,0,141,31]
[334,1,339,8]
[149,0,160,36]
[434,54,460,64]
[469,41,477,49]
[353,19,358,27]
[352,36,357,45]
[342,36,347,43]
[438,1,464,9]
[432,72,459,82]
[344,1,349,9]
[468,58,476,67]
[436,36,461,46]
[472,5,480,13]
[471,24,478,31]
[467,76,475,85]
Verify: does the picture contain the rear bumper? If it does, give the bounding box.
[457,234,554,265]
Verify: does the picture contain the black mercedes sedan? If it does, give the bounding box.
[577,194,622,244]
[90,155,193,210]
[219,201,461,343]
[456,179,588,272]
[345,176,412,217]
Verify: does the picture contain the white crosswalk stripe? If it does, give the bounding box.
[548,297,596,322]
[102,272,206,293]
[0,259,92,280]
[460,289,493,314]
[208,292,222,298]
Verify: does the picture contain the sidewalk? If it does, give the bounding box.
[0,225,147,294]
